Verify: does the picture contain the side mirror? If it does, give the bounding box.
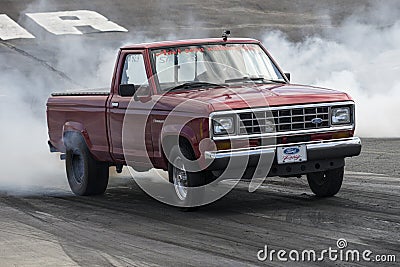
[284,73,291,82]
[119,84,136,97]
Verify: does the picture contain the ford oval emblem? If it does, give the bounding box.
[311,118,323,125]
[284,148,300,155]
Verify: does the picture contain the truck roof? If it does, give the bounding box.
[121,38,260,50]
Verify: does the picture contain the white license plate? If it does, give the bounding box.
[277,145,307,164]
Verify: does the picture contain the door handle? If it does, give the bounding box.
[111,102,119,108]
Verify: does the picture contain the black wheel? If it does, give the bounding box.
[65,134,109,196]
[307,167,344,197]
[168,143,208,209]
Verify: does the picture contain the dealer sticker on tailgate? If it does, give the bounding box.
[277,145,307,164]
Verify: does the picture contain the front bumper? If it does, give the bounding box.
[205,137,362,176]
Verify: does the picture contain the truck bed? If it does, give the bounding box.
[47,89,111,161]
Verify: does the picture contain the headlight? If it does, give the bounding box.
[213,117,235,135]
[331,107,351,125]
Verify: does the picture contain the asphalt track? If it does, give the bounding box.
[0,139,399,266]
[0,0,399,266]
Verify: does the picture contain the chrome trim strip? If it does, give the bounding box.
[211,101,355,116]
[209,101,355,140]
[206,148,276,160]
[213,125,354,141]
[204,137,361,159]
[307,137,361,150]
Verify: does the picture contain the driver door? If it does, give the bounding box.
[108,51,155,165]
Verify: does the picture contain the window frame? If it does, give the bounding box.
[114,49,157,97]
[149,42,288,93]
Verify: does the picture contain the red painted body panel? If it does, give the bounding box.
[121,38,260,50]
[162,84,351,111]
[46,38,354,170]
[47,95,111,161]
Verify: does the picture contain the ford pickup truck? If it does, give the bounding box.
[47,37,362,207]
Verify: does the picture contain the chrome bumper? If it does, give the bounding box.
[204,137,362,170]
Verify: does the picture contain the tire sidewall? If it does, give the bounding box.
[168,145,206,208]
[66,140,90,196]
[307,167,344,197]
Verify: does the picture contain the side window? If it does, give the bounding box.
[121,54,149,86]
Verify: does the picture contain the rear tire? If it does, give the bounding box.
[307,167,344,197]
[168,143,207,210]
[65,135,109,196]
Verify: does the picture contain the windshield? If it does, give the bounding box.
[150,43,285,91]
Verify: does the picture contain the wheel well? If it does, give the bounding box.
[161,135,195,166]
[63,131,87,151]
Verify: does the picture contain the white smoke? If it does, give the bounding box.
[0,73,68,194]
[0,34,127,194]
[0,0,179,194]
[0,15,123,194]
[263,4,400,137]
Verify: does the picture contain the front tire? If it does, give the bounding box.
[65,135,109,196]
[168,144,207,209]
[307,167,344,197]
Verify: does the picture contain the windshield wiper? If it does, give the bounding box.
[165,81,226,92]
[264,79,287,84]
[225,77,286,84]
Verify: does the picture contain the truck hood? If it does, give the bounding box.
[163,84,351,112]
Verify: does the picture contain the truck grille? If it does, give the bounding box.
[239,106,330,135]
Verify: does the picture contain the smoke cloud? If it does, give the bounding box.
[0,13,124,194]
[0,0,211,194]
[0,33,127,194]
[263,3,400,137]
[0,67,66,194]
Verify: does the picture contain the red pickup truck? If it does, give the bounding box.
[47,37,361,207]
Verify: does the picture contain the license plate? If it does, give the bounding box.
[277,145,307,164]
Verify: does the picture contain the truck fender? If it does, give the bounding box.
[62,122,93,150]
[161,124,200,159]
